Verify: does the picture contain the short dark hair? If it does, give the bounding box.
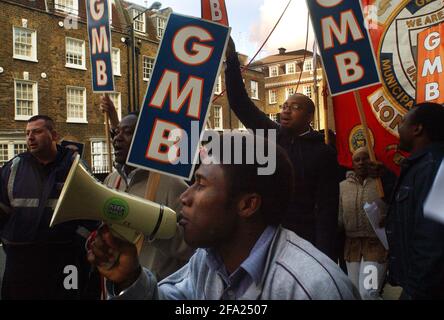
[206,133,294,226]
[293,93,315,114]
[27,115,55,131]
[411,103,444,142]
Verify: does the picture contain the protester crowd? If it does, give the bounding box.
[0,38,443,300]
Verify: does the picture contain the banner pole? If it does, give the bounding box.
[353,90,384,198]
[322,72,329,145]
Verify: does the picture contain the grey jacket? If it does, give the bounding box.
[108,227,359,300]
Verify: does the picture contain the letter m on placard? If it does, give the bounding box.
[149,70,203,119]
[91,26,109,54]
[321,9,364,50]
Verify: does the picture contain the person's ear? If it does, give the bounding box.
[237,193,262,219]
[413,123,424,137]
[308,111,314,123]
[51,129,59,142]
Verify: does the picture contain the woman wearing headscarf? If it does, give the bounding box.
[338,147,388,300]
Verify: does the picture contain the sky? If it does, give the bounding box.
[131,0,315,60]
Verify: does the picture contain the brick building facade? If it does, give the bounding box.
[0,0,168,176]
[209,53,266,131]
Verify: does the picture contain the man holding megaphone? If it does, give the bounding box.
[88,134,359,300]
[98,96,193,281]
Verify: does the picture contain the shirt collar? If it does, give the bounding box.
[205,225,277,286]
[299,128,312,137]
[115,163,142,185]
[402,143,444,172]
[406,142,444,162]
[240,225,276,285]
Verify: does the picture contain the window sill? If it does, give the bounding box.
[54,9,78,16]
[13,56,38,63]
[15,115,33,121]
[251,97,260,101]
[66,119,88,124]
[65,64,87,71]
[114,73,121,77]
[143,78,150,82]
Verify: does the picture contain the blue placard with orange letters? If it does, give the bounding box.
[306,0,380,96]
[86,0,114,92]
[127,13,230,180]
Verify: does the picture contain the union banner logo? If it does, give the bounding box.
[364,0,444,137]
[349,125,375,153]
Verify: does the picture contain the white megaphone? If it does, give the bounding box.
[50,154,177,243]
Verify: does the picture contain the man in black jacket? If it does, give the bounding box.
[224,39,339,260]
[386,102,444,300]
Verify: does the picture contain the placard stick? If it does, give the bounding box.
[103,94,113,173]
[145,172,161,201]
[133,172,162,254]
[353,90,384,198]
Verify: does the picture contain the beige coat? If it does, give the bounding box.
[338,171,386,238]
[104,166,193,280]
[338,171,387,262]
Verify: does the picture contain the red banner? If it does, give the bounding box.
[331,0,444,175]
[201,0,229,26]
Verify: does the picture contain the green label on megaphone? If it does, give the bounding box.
[103,198,129,221]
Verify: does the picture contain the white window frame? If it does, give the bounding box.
[14,80,38,121]
[268,114,278,122]
[286,87,296,100]
[213,105,223,131]
[133,9,146,33]
[66,86,87,123]
[238,120,246,131]
[156,16,167,39]
[303,85,313,99]
[54,0,79,15]
[269,89,277,105]
[13,26,38,62]
[112,47,121,76]
[269,65,278,77]
[143,56,155,81]
[65,37,86,70]
[90,139,112,174]
[0,141,27,166]
[214,75,222,94]
[250,80,259,100]
[286,62,296,74]
[303,59,313,72]
[108,92,122,121]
